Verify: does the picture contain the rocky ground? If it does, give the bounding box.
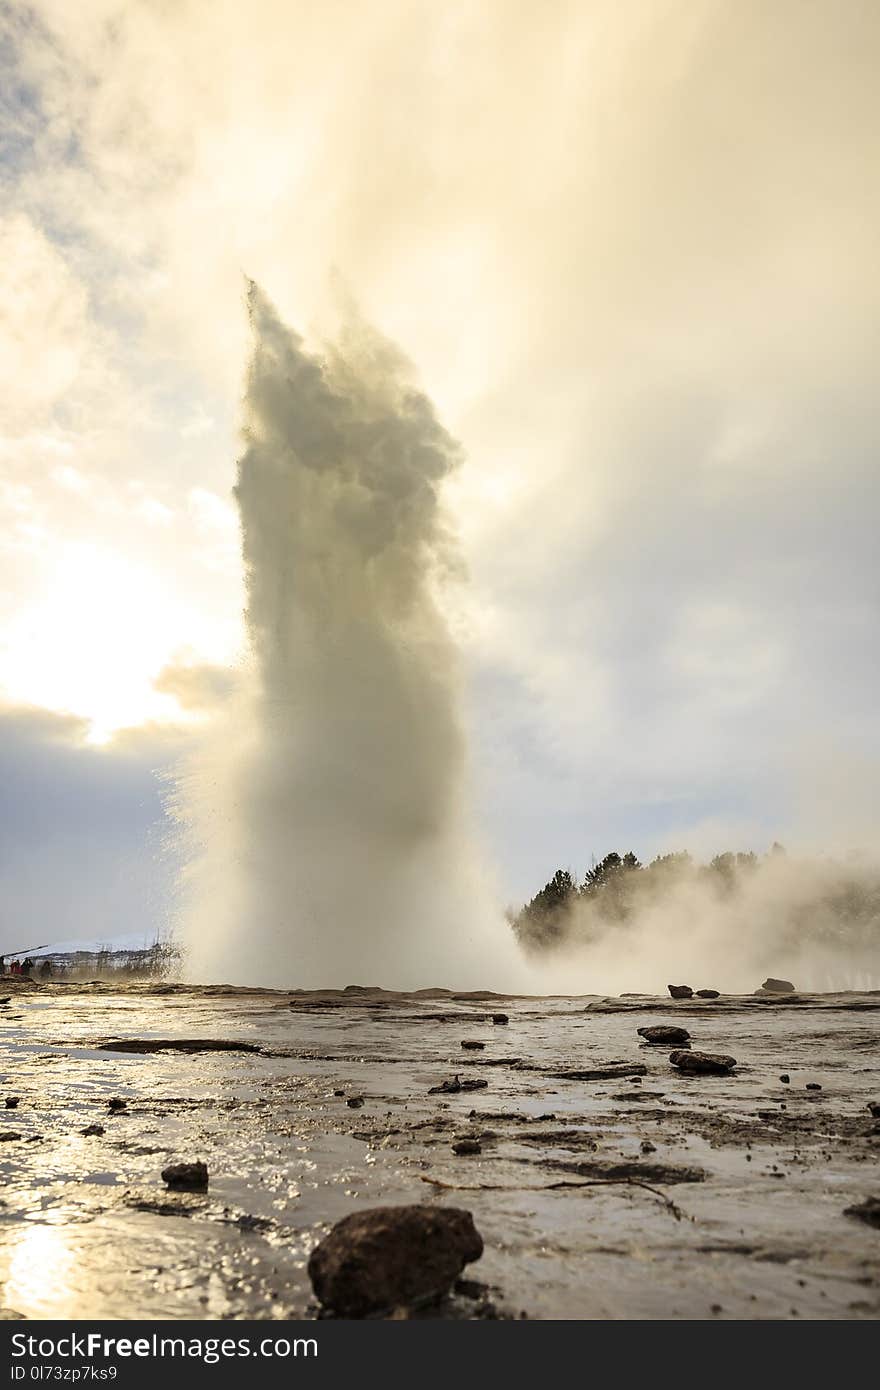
[0,979,878,1320]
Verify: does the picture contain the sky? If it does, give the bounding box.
[1,0,878,954]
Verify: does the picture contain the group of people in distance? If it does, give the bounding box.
[0,955,52,979]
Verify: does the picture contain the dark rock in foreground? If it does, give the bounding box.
[107,1097,127,1112]
[760,978,796,993]
[696,989,720,999]
[668,985,693,999]
[669,1049,737,1075]
[308,1205,483,1316]
[868,1102,880,1118]
[161,1161,209,1191]
[5,1097,19,1108]
[460,1040,485,1050]
[491,1013,509,1025]
[81,1124,105,1136]
[637,1025,691,1046]
[452,1139,482,1155]
[843,1196,880,1230]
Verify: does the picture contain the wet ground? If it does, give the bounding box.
[0,979,878,1320]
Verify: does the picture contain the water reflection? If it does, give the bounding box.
[4,1221,79,1318]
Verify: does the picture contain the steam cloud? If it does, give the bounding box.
[515,850,880,995]
[175,285,524,989]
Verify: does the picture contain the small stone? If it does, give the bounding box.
[843,1197,880,1230]
[460,1040,485,1050]
[640,1140,656,1154]
[695,989,720,999]
[805,1083,822,1091]
[667,985,693,999]
[669,1049,736,1075]
[107,1097,127,1112]
[491,1014,509,1025]
[637,1025,690,1046]
[308,1204,483,1316]
[4,1097,19,1109]
[760,978,796,993]
[346,1096,365,1108]
[779,1074,790,1084]
[0,1132,22,1142]
[81,1124,105,1136]
[161,1161,208,1191]
[452,1139,482,1156]
[867,1102,880,1118]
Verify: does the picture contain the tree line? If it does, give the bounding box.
[508,842,831,951]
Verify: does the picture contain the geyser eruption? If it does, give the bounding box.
[176,284,522,988]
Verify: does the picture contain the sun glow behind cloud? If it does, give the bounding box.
[0,541,228,742]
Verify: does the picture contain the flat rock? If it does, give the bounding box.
[760,978,796,993]
[669,1049,736,1075]
[695,989,720,999]
[161,1161,209,1191]
[308,1204,483,1316]
[637,1025,691,1046]
[667,985,693,999]
[490,1014,509,1025]
[429,1076,489,1094]
[460,1040,485,1050]
[551,1063,648,1081]
[98,1038,262,1054]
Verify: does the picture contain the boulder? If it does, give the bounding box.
[669,1049,736,1075]
[760,978,796,993]
[4,1097,19,1108]
[695,989,720,999]
[637,1025,691,1046]
[308,1205,483,1316]
[868,1102,880,1118]
[161,1161,208,1191]
[491,1013,509,1025]
[667,985,693,999]
[81,1124,105,1136]
[107,1097,127,1112]
[460,1040,485,1050]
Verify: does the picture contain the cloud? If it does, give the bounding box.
[153,658,237,712]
